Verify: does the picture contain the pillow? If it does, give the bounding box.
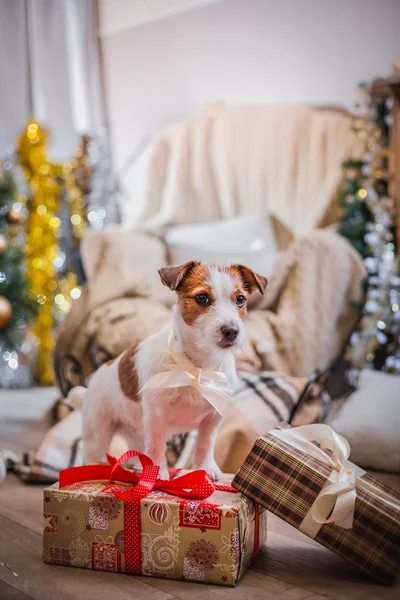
[81,227,172,306]
[165,214,278,278]
[329,370,400,473]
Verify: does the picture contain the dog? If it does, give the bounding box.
[81,260,267,480]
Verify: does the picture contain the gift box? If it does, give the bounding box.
[232,423,400,585]
[43,451,267,586]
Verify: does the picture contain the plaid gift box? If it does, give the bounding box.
[43,451,267,586]
[232,423,400,585]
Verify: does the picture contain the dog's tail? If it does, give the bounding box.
[54,353,88,411]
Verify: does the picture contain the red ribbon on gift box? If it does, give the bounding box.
[59,450,260,574]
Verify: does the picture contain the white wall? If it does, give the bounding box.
[99,0,222,37]
[0,0,30,157]
[0,0,104,162]
[100,0,400,194]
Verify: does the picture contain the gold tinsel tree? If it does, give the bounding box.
[16,121,63,383]
[16,121,90,383]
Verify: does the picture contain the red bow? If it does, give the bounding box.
[59,450,236,501]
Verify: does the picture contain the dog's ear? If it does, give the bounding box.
[230,264,268,295]
[158,261,200,291]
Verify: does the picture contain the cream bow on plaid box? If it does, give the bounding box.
[270,424,400,538]
[139,347,234,416]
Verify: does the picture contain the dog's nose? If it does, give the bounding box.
[221,324,239,342]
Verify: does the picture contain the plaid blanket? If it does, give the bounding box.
[11,371,330,483]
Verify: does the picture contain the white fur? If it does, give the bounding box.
[81,266,243,481]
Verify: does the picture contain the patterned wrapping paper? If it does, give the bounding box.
[232,425,400,585]
[43,475,267,586]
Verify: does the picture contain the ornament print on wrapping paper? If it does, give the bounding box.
[149,491,180,501]
[62,482,108,501]
[88,494,122,531]
[179,501,222,530]
[115,530,125,554]
[43,513,59,533]
[215,530,241,580]
[183,539,219,581]
[48,546,71,566]
[91,495,122,520]
[220,529,240,560]
[183,556,205,581]
[91,535,121,572]
[59,506,85,538]
[88,505,109,531]
[69,536,91,568]
[52,490,72,503]
[141,515,180,575]
[148,501,172,525]
[214,560,239,578]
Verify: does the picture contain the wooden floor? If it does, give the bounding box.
[0,388,399,600]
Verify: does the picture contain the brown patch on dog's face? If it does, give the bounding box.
[158,261,200,291]
[229,279,248,319]
[229,264,268,296]
[175,263,215,326]
[159,261,216,326]
[118,345,140,401]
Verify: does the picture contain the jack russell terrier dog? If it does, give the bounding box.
[81,261,268,480]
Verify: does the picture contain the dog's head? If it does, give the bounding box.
[159,261,267,351]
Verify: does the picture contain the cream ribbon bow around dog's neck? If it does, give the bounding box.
[139,326,234,416]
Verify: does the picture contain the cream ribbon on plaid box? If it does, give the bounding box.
[269,424,400,538]
[139,325,234,417]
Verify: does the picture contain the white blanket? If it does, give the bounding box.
[123,105,363,237]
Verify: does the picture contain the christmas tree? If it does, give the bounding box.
[337,158,372,259]
[0,166,37,386]
[338,84,400,377]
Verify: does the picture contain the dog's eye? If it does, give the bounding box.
[195,294,209,306]
[236,295,246,307]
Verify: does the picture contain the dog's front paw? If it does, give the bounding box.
[195,461,222,481]
[158,465,170,481]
